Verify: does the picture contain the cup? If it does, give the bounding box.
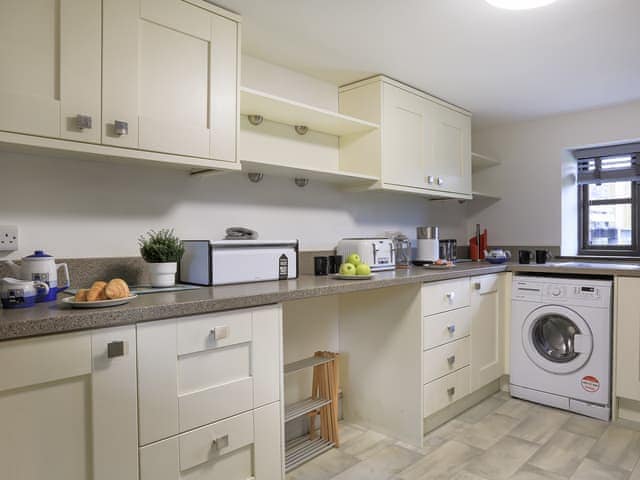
[518,250,533,264]
[314,256,328,276]
[535,249,553,264]
[328,255,342,274]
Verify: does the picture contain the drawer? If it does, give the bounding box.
[423,366,471,417]
[422,278,470,316]
[423,306,471,350]
[423,337,470,384]
[139,411,254,480]
[177,310,252,356]
[471,274,499,296]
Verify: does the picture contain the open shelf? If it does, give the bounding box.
[472,190,501,200]
[285,397,332,423]
[241,160,379,186]
[284,355,335,375]
[285,437,335,472]
[471,152,501,172]
[240,87,379,136]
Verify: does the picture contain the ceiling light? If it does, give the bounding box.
[486,0,558,10]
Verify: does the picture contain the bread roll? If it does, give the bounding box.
[87,281,107,302]
[75,289,88,302]
[105,278,130,299]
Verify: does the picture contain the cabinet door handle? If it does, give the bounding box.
[447,324,456,334]
[76,114,92,130]
[426,175,435,185]
[445,291,455,303]
[447,387,456,396]
[447,355,456,365]
[107,341,125,358]
[210,325,230,340]
[474,282,481,290]
[114,120,129,136]
[212,434,229,450]
[437,177,444,186]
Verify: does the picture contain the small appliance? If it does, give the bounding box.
[5,250,70,302]
[393,234,412,269]
[179,240,298,286]
[484,249,511,264]
[416,226,439,263]
[336,237,395,272]
[0,277,49,309]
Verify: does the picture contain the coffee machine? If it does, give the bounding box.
[416,226,440,263]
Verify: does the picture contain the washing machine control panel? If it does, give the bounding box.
[514,276,611,307]
[573,286,600,299]
[545,285,601,300]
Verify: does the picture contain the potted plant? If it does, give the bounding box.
[138,228,185,287]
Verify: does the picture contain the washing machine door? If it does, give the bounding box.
[522,305,593,374]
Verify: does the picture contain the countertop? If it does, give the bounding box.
[3,260,640,341]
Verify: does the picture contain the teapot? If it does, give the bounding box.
[484,249,512,264]
[0,277,50,309]
[5,250,70,302]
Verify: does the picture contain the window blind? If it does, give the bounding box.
[575,143,640,185]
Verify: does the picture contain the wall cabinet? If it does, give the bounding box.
[0,326,138,480]
[0,0,240,170]
[615,277,640,401]
[0,0,101,143]
[339,76,472,199]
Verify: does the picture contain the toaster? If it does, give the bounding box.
[336,237,395,271]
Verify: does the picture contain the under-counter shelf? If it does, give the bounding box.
[471,152,501,172]
[240,87,379,136]
[285,397,332,423]
[285,437,335,473]
[284,355,335,375]
[241,160,379,186]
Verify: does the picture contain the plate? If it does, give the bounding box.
[331,274,375,280]
[424,263,456,269]
[62,295,138,309]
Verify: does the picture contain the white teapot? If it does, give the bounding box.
[484,249,512,264]
[0,277,50,309]
[5,250,70,302]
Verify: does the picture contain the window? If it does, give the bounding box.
[576,143,640,256]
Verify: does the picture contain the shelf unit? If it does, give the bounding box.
[283,353,339,473]
[472,190,501,200]
[241,160,379,186]
[240,87,379,136]
[471,152,501,172]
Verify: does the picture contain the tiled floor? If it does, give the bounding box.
[286,391,640,480]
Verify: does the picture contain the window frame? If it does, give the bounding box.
[578,181,640,256]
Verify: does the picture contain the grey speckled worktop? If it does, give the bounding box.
[3,260,640,341]
[0,263,504,341]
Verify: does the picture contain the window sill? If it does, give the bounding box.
[560,255,640,261]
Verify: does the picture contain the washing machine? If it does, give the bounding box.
[510,275,612,420]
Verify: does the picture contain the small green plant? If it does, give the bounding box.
[138,229,184,263]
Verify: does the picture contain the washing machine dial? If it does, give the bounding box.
[550,286,563,297]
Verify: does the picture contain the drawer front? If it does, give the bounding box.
[422,278,470,316]
[423,366,471,417]
[423,337,470,384]
[177,310,252,356]
[471,274,499,296]
[423,306,471,350]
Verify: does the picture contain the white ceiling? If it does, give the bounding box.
[213,0,640,128]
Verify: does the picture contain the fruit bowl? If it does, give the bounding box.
[331,273,375,280]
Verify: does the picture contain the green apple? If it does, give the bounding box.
[339,262,356,276]
[346,253,361,266]
[356,263,371,276]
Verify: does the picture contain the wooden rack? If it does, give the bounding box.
[283,351,340,472]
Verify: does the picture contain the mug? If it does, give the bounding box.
[314,256,328,276]
[328,255,342,274]
[536,249,553,264]
[518,250,534,264]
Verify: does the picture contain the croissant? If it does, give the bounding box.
[86,281,108,301]
[105,278,130,299]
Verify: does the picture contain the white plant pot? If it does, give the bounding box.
[148,262,177,288]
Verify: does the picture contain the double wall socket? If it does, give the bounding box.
[0,226,19,251]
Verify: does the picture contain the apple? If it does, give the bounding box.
[356,263,371,276]
[339,262,356,276]
[346,253,361,266]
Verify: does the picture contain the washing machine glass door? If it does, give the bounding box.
[522,305,593,374]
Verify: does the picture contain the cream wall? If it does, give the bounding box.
[469,100,640,250]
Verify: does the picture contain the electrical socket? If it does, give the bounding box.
[0,226,19,252]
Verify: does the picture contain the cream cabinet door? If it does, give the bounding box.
[103,0,238,161]
[0,326,138,480]
[615,277,640,400]
[381,83,426,189]
[0,0,101,142]
[470,274,504,391]
[424,101,472,196]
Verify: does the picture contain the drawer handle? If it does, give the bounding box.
[474,282,481,290]
[212,434,229,451]
[447,324,456,334]
[107,341,125,358]
[447,355,456,365]
[447,387,456,396]
[210,326,229,340]
[76,114,92,130]
[445,291,455,303]
[114,120,129,136]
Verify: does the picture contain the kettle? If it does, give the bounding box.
[484,249,512,264]
[5,250,70,302]
[0,277,50,309]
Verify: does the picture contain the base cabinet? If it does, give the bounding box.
[0,326,138,480]
[615,277,640,401]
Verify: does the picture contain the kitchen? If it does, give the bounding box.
[1,0,640,479]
